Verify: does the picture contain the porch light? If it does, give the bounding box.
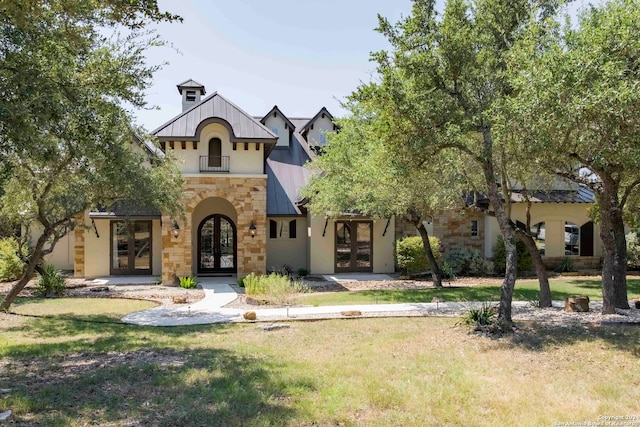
[172,220,180,238]
[249,222,256,238]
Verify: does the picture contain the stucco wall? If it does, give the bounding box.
[307,115,334,147]
[29,225,74,271]
[266,216,308,272]
[168,123,264,174]
[262,114,289,147]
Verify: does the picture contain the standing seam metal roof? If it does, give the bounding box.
[152,92,278,142]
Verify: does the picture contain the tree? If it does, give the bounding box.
[304,81,467,287]
[504,0,640,313]
[0,1,184,310]
[365,0,563,325]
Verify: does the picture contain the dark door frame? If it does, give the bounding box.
[109,220,153,275]
[197,214,237,274]
[335,220,373,273]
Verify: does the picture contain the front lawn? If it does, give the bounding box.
[298,278,640,306]
[0,312,639,426]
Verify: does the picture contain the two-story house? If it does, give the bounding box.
[51,80,395,283]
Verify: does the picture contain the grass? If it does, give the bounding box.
[298,278,640,306]
[10,297,157,322]
[0,309,639,426]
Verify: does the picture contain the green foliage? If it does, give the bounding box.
[458,303,497,328]
[297,268,309,277]
[34,264,66,297]
[555,257,577,273]
[441,261,457,280]
[244,273,310,305]
[627,232,640,269]
[237,277,245,288]
[178,276,198,289]
[396,236,441,275]
[0,237,27,281]
[445,247,493,276]
[492,238,533,275]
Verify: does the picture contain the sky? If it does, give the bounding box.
[136,0,598,132]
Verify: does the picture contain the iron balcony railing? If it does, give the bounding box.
[199,156,230,173]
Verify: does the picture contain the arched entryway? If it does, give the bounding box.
[197,214,237,274]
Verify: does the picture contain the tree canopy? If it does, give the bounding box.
[0,0,184,310]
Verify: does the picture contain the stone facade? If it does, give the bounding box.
[161,175,267,284]
[432,209,485,255]
[73,218,85,278]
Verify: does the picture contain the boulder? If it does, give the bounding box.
[340,310,362,317]
[172,295,187,304]
[564,295,590,312]
[243,311,257,321]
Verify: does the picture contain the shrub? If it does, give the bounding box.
[244,272,310,305]
[34,264,66,297]
[297,268,309,277]
[555,256,577,273]
[627,232,640,269]
[395,236,441,275]
[0,237,27,281]
[444,247,493,276]
[179,276,198,289]
[492,238,533,275]
[458,303,497,328]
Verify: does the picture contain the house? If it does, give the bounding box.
[45,80,395,283]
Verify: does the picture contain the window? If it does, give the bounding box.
[269,219,297,239]
[532,222,546,256]
[208,138,222,167]
[186,90,196,102]
[565,222,580,256]
[471,220,478,237]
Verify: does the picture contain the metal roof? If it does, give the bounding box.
[300,107,334,134]
[266,134,312,215]
[153,92,278,143]
[89,201,161,220]
[510,186,595,203]
[176,79,206,95]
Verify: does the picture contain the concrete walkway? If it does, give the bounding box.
[121,280,539,327]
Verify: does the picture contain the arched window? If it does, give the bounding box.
[208,138,222,167]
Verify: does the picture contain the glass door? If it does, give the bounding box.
[198,214,237,273]
[335,220,372,272]
[110,221,152,275]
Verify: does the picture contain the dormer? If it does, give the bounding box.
[177,79,206,112]
[301,107,336,150]
[260,106,296,148]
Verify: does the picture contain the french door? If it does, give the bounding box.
[198,214,237,273]
[110,221,152,275]
[335,220,373,272]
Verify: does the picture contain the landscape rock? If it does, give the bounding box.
[0,410,11,422]
[564,295,590,312]
[89,286,109,292]
[243,311,257,321]
[340,310,362,317]
[172,295,187,304]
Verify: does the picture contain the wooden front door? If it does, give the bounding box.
[198,214,237,273]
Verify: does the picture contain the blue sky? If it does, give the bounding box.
[137,0,596,131]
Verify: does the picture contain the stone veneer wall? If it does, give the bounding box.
[161,176,267,284]
[432,209,485,255]
[73,218,85,278]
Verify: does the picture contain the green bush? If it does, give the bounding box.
[492,238,533,275]
[444,247,493,276]
[179,276,198,289]
[555,256,577,273]
[0,237,27,281]
[244,272,309,305]
[34,264,66,297]
[395,236,441,275]
[297,268,309,277]
[627,232,640,269]
[458,303,497,327]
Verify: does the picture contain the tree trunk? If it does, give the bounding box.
[612,213,629,308]
[415,221,443,287]
[0,232,49,311]
[480,127,516,328]
[517,232,552,307]
[599,181,617,314]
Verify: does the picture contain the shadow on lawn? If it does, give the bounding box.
[489,321,640,358]
[1,319,313,425]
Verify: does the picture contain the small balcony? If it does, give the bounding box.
[199,156,230,173]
